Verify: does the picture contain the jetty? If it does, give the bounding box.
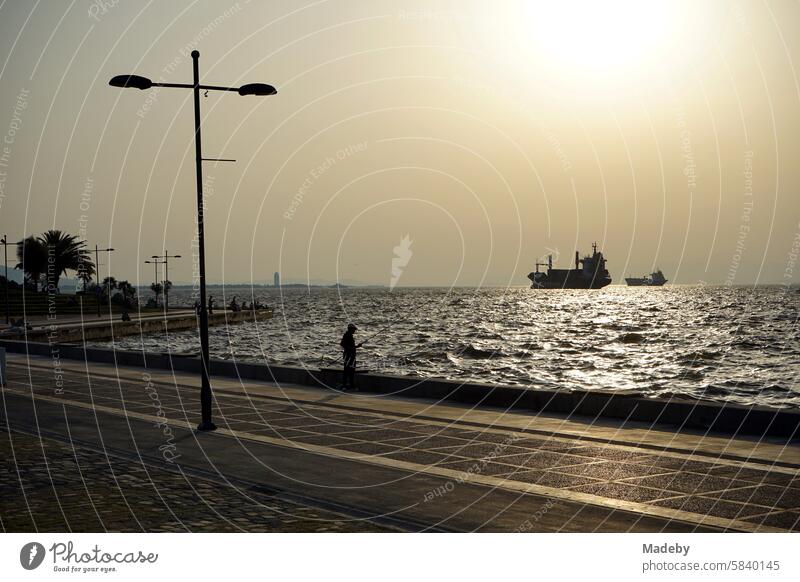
[0,308,273,343]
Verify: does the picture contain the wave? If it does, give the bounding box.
[617,332,645,344]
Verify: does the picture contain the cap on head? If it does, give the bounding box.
[347,323,358,331]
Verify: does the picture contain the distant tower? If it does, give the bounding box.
[273,271,280,288]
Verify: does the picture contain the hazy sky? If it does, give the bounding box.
[1,0,799,286]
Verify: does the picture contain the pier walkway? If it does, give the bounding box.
[0,308,271,343]
[1,353,798,532]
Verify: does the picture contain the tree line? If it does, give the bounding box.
[10,230,137,307]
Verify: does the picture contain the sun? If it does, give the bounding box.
[473,1,678,82]
[527,1,673,72]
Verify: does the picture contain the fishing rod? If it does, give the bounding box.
[359,322,394,345]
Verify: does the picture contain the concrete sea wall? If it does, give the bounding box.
[2,309,272,343]
[1,339,797,439]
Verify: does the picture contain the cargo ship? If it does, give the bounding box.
[625,270,667,286]
[527,243,612,289]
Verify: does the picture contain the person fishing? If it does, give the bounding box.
[339,323,362,391]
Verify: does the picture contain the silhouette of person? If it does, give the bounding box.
[121,310,131,322]
[208,296,215,315]
[339,323,362,391]
[229,296,239,312]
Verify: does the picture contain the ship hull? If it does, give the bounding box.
[528,244,612,289]
[529,269,611,289]
[625,278,666,287]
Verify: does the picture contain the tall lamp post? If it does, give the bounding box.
[152,250,181,313]
[1,235,9,325]
[110,53,277,431]
[144,258,165,307]
[94,244,115,317]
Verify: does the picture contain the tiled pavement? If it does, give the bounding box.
[2,355,799,532]
[0,429,391,532]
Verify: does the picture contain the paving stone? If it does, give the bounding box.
[438,459,518,477]
[557,461,673,480]
[382,450,456,466]
[492,451,594,470]
[389,435,473,449]
[565,446,651,463]
[236,428,313,440]
[265,416,336,429]
[570,482,676,503]
[293,422,372,435]
[716,485,800,510]
[706,466,798,487]
[336,428,421,441]
[652,496,769,521]
[504,469,600,489]
[289,434,360,447]
[633,455,722,473]
[434,443,536,460]
[622,473,742,495]
[742,511,800,530]
[333,442,404,456]
[453,430,533,444]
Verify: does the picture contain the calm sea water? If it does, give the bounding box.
[103,285,800,408]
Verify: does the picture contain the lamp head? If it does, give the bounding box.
[238,83,277,96]
[109,75,153,90]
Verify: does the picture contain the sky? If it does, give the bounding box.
[0,0,799,287]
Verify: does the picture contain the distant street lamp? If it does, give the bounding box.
[94,245,114,317]
[152,251,181,313]
[110,51,277,432]
[144,258,165,307]
[1,235,10,325]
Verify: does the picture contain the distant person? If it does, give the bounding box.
[241,300,248,311]
[339,323,362,391]
[121,310,131,322]
[193,300,200,315]
[208,296,215,314]
[229,296,239,312]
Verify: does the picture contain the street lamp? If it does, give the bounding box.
[94,245,115,317]
[152,251,181,313]
[110,51,277,431]
[1,235,9,325]
[144,258,165,307]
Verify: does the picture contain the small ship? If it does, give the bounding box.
[527,243,612,289]
[625,270,667,286]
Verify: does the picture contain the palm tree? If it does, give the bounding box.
[76,261,95,291]
[37,230,94,292]
[15,236,47,291]
[150,282,163,306]
[102,275,118,298]
[115,280,137,307]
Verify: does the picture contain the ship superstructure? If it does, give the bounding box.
[527,243,612,289]
[625,270,667,286]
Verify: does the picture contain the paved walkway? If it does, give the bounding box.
[2,354,798,532]
[0,429,391,532]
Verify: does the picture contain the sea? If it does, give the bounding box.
[101,285,800,409]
